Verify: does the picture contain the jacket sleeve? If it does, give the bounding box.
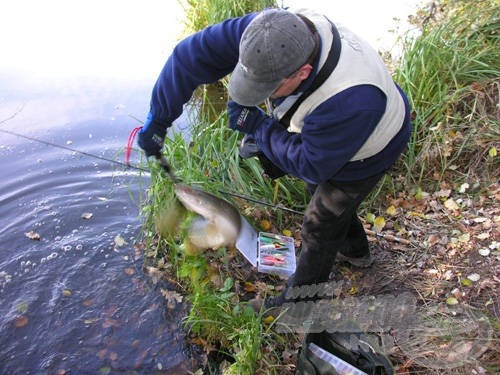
[149,13,257,125]
[254,85,387,184]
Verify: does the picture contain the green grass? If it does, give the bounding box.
[393,0,499,187]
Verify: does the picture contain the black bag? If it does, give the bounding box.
[296,330,394,375]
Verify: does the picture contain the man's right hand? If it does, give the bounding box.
[137,113,167,157]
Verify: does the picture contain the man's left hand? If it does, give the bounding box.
[227,100,267,134]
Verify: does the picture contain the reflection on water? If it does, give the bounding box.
[0,77,195,373]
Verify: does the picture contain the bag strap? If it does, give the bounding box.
[280,19,342,127]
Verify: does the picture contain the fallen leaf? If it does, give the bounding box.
[435,189,452,198]
[25,231,40,241]
[477,232,490,240]
[446,297,459,305]
[461,278,473,287]
[108,352,118,361]
[488,146,497,157]
[282,229,292,237]
[372,216,386,232]
[62,289,72,297]
[467,273,480,282]
[81,212,93,220]
[102,318,120,328]
[444,198,460,211]
[160,289,183,309]
[365,213,376,224]
[427,234,441,246]
[263,315,275,324]
[16,302,28,314]
[458,183,470,193]
[114,234,128,248]
[458,233,470,243]
[124,268,135,276]
[478,248,490,256]
[97,349,107,359]
[260,220,271,231]
[13,315,29,328]
[386,205,397,216]
[473,217,487,223]
[244,282,255,292]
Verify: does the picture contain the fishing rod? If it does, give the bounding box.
[1,128,412,244]
[0,128,304,215]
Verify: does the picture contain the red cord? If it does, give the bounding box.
[125,126,143,166]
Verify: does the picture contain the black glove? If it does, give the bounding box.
[137,113,167,157]
[239,135,286,180]
[227,100,267,134]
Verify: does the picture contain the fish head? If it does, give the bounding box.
[174,184,218,219]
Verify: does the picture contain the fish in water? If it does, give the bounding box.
[174,183,242,250]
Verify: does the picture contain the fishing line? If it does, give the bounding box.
[0,128,149,172]
[0,128,304,215]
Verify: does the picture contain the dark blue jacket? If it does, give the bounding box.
[149,12,411,183]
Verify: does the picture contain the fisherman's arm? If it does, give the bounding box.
[138,13,257,156]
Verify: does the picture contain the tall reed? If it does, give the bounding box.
[394,0,499,186]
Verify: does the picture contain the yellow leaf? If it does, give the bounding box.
[263,315,275,324]
[260,220,271,231]
[348,286,358,295]
[282,229,292,237]
[446,297,459,305]
[461,278,473,287]
[373,216,386,232]
[489,146,497,157]
[386,205,397,216]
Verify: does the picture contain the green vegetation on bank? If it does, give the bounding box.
[395,0,499,187]
[138,0,499,373]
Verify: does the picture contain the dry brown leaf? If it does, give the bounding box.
[102,318,120,328]
[13,315,29,328]
[160,289,183,309]
[108,352,118,361]
[243,282,255,292]
[427,234,441,246]
[97,349,107,359]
